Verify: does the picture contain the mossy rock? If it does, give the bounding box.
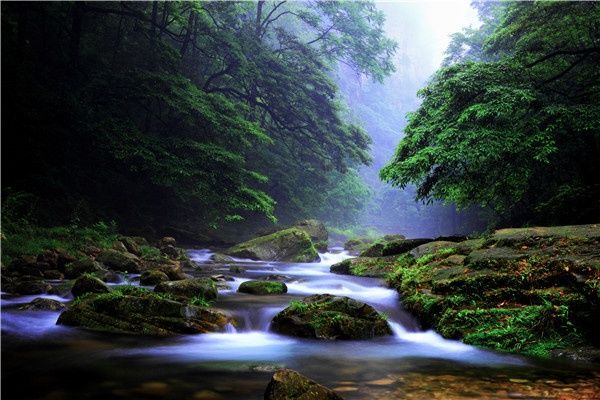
[292,219,328,242]
[65,258,106,279]
[57,287,227,336]
[154,278,217,300]
[408,241,457,258]
[141,260,187,280]
[238,280,287,295]
[140,270,169,286]
[330,256,397,278]
[360,238,432,257]
[225,228,319,262]
[96,249,142,273]
[487,224,600,247]
[12,279,52,295]
[464,247,529,270]
[271,294,392,340]
[19,298,66,311]
[210,253,234,263]
[72,275,110,298]
[265,369,344,400]
[119,236,142,256]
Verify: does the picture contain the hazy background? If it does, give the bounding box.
[336,1,488,238]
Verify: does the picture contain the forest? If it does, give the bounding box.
[2,1,600,400]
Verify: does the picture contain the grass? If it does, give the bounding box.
[288,300,309,312]
[1,219,119,265]
[140,245,162,260]
[189,295,213,308]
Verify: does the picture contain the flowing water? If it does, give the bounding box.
[2,248,599,399]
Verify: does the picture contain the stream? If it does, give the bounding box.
[2,248,599,399]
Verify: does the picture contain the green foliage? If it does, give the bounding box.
[438,305,582,358]
[1,196,119,264]
[381,2,600,226]
[288,300,309,313]
[2,1,396,235]
[140,245,162,261]
[189,295,213,308]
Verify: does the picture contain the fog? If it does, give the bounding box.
[337,1,487,238]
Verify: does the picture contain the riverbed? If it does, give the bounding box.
[2,248,599,399]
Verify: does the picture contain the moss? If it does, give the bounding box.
[189,295,213,307]
[238,280,287,295]
[437,305,583,358]
[140,245,162,261]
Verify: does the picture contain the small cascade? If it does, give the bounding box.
[188,249,214,263]
[224,323,237,333]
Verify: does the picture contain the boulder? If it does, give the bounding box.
[142,261,188,280]
[13,279,52,295]
[43,270,64,280]
[57,287,228,336]
[65,258,106,279]
[112,241,129,253]
[72,275,110,298]
[210,253,234,263]
[96,249,142,273]
[37,250,59,269]
[292,219,328,243]
[154,278,218,300]
[19,298,66,311]
[264,369,344,400]
[120,236,142,256]
[408,241,457,258]
[160,244,180,259]
[264,274,291,282]
[330,256,398,278]
[360,237,433,257]
[158,236,177,247]
[271,294,392,340]
[140,270,170,286]
[229,265,245,273]
[238,280,287,295]
[6,256,44,277]
[381,238,434,257]
[225,228,319,262]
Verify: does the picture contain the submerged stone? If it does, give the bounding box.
[264,369,344,400]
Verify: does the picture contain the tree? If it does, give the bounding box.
[381,1,600,225]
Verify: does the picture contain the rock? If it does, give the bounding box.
[210,253,234,263]
[160,244,180,259]
[65,258,106,279]
[293,219,328,243]
[330,257,398,278]
[48,280,75,296]
[19,298,66,311]
[210,274,234,282]
[43,270,64,280]
[37,250,59,269]
[158,236,177,247]
[271,294,392,340]
[72,275,110,298]
[57,287,228,336]
[6,256,43,277]
[120,236,142,256]
[142,260,188,280]
[82,245,102,257]
[408,241,457,258]
[381,238,434,257]
[343,239,364,251]
[238,280,287,295]
[225,228,319,262]
[264,369,344,400]
[140,270,170,286]
[229,266,245,273]
[112,241,129,253]
[96,249,141,273]
[155,278,218,300]
[55,249,77,269]
[14,279,52,295]
[314,240,328,252]
[488,224,600,247]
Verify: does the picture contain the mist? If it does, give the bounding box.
[336,1,486,238]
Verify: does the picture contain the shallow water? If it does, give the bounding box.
[2,248,599,399]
